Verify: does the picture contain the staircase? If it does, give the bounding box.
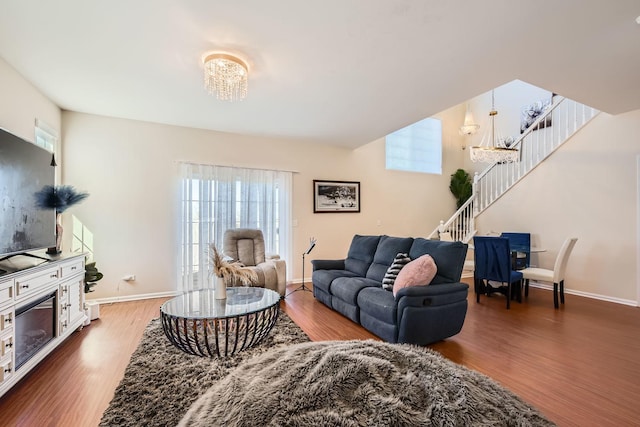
[429,96,599,242]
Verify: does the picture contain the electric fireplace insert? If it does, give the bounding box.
[15,291,56,370]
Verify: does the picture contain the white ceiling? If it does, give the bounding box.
[1,1,639,148]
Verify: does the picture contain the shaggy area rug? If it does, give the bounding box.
[178,340,554,427]
[101,314,553,427]
[99,313,310,427]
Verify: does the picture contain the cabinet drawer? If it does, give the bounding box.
[59,316,69,335]
[59,282,71,302]
[0,358,13,383]
[60,259,84,278]
[15,269,59,299]
[0,334,12,358]
[0,280,13,308]
[59,300,70,318]
[0,308,13,333]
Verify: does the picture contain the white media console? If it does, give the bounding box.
[0,252,85,398]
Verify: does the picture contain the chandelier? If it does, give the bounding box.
[470,90,519,163]
[203,53,248,101]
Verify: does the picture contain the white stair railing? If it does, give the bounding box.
[430,96,599,241]
[474,96,599,214]
[427,194,476,242]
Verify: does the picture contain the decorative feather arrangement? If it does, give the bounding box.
[34,185,89,213]
[209,244,257,286]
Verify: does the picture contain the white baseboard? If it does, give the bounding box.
[459,277,636,307]
[286,278,311,286]
[528,282,638,307]
[86,281,638,308]
[87,290,178,305]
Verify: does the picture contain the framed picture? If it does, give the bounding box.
[520,93,555,134]
[313,180,360,213]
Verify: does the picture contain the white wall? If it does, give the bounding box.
[0,54,61,188]
[62,107,466,300]
[0,58,61,142]
[6,55,637,304]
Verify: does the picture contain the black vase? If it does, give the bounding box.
[46,213,63,255]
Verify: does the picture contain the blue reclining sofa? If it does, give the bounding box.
[311,234,469,345]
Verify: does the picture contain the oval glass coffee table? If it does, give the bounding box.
[160,287,280,357]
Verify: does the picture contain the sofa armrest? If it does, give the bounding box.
[311,259,345,271]
[265,253,281,260]
[394,282,469,345]
[394,282,469,335]
[252,259,286,297]
[395,282,469,301]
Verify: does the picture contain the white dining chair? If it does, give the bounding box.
[520,237,578,309]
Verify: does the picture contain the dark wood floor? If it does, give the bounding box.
[282,280,640,427]
[0,298,165,427]
[0,280,638,426]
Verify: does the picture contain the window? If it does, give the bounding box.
[34,118,57,153]
[72,215,94,260]
[385,117,442,174]
[178,163,292,292]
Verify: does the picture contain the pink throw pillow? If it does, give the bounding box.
[393,254,437,296]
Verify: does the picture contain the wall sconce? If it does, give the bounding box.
[459,104,479,150]
[459,104,480,136]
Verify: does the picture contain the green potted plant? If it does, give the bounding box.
[84,260,103,293]
[84,260,103,325]
[449,169,472,209]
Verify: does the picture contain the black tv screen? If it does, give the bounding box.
[0,128,56,258]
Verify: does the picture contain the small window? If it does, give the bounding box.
[34,118,57,153]
[72,215,94,260]
[385,117,442,175]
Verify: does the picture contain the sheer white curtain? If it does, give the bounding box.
[177,162,292,292]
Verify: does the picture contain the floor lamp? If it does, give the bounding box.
[285,237,316,298]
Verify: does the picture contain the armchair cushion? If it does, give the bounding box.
[223,228,286,296]
[223,228,266,266]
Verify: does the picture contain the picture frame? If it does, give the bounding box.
[520,93,556,134]
[313,180,360,213]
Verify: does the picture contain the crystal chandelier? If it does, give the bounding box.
[203,53,248,101]
[470,90,519,163]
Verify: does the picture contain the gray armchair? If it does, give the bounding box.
[222,228,286,296]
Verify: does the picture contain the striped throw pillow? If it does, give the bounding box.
[382,253,411,291]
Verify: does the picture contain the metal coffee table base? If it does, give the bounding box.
[161,305,279,357]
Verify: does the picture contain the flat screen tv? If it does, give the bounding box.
[0,127,56,259]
